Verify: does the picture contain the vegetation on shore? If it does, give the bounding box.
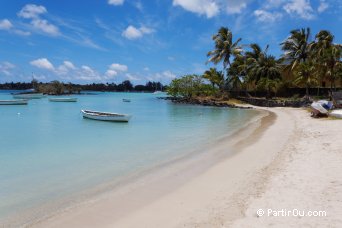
[167,27,342,101]
[0,80,165,94]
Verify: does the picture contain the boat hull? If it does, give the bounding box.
[0,99,28,105]
[13,93,45,99]
[81,110,131,122]
[49,98,77,102]
[330,110,342,119]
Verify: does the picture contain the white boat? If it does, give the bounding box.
[122,99,131,102]
[13,93,45,99]
[0,99,28,105]
[311,100,333,115]
[153,91,162,94]
[329,110,342,119]
[81,110,131,122]
[49,97,77,102]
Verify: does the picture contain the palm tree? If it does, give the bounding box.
[281,28,311,70]
[293,61,318,97]
[310,30,342,90]
[207,27,242,70]
[250,52,281,99]
[226,56,245,93]
[202,68,224,90]
[245,44,269,86]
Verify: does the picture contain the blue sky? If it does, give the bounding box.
[0,0,341,84]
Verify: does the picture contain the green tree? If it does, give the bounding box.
[293,61,318,97]
[207,27,242,70]
[310,30,342,90]
[281,28,311,70]
[250,53,281,99]
[203,68,224,90]
[167,75,215,98]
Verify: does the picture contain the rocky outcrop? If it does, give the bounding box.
[237,97,310,107]
[157,97,252,109]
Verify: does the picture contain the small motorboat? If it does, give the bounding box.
[122,99,131,102]
[0,99,28,105]
[12,93,45,99]
[311,100,333,117]
[49,97,77,102]
[81,110,131,122]
[329,110,342,119]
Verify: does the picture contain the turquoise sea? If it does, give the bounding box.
[0,90,259,223]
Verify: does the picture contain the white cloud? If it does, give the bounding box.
[18,4,60,36]
[122,25,154,40]
[30,58,55,71]
[0,19,13,30]
[0,19,31,36]
[283,0,314,19]
[318,0,329,13]
[125,73,140,81]
[17,4,47,19]
[154,70,177,80]
[108,0,124,6]
[143,67,150,71]
[104,69,118,79]
[78,65,102,81]
[254,9,282,22]
[57,61,76,75]
[264,0,287,9]
[134,1,143,11]
[226,0,248,14]
[104,63,128,79]
[14,29,31,36]
[109,63,128,72]
[63,61,76,70]
[173,0,219,18]
[31,19,59,36]
[0,61,15,76]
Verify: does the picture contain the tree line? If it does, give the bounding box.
[0,80,165,94]
[168,27,342,99]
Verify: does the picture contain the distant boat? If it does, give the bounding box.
[12,93,45,99]
[153,91,162,94]
[0,99,28,105]
[49,97,77,102]
[81,110,131,122]
[122,99,131,102]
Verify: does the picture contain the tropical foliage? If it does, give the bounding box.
[168,27,342,100]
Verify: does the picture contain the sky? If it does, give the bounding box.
[0,0,341,84]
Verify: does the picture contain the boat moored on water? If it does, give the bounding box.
[49,97,78,102]
[12,93,45,99]
[0,99,28,105]
[81,110,131,122]
[122,99,131,102]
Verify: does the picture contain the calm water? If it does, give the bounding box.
[0,90,258,221]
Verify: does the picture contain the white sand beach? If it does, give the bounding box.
[32,107,342,228]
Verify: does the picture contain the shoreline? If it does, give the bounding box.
[2,108,266,227]
[7,106,340,227]
[26,107,280,228]
[4,108,266,227]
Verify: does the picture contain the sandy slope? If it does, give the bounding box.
[32,108,342,228]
